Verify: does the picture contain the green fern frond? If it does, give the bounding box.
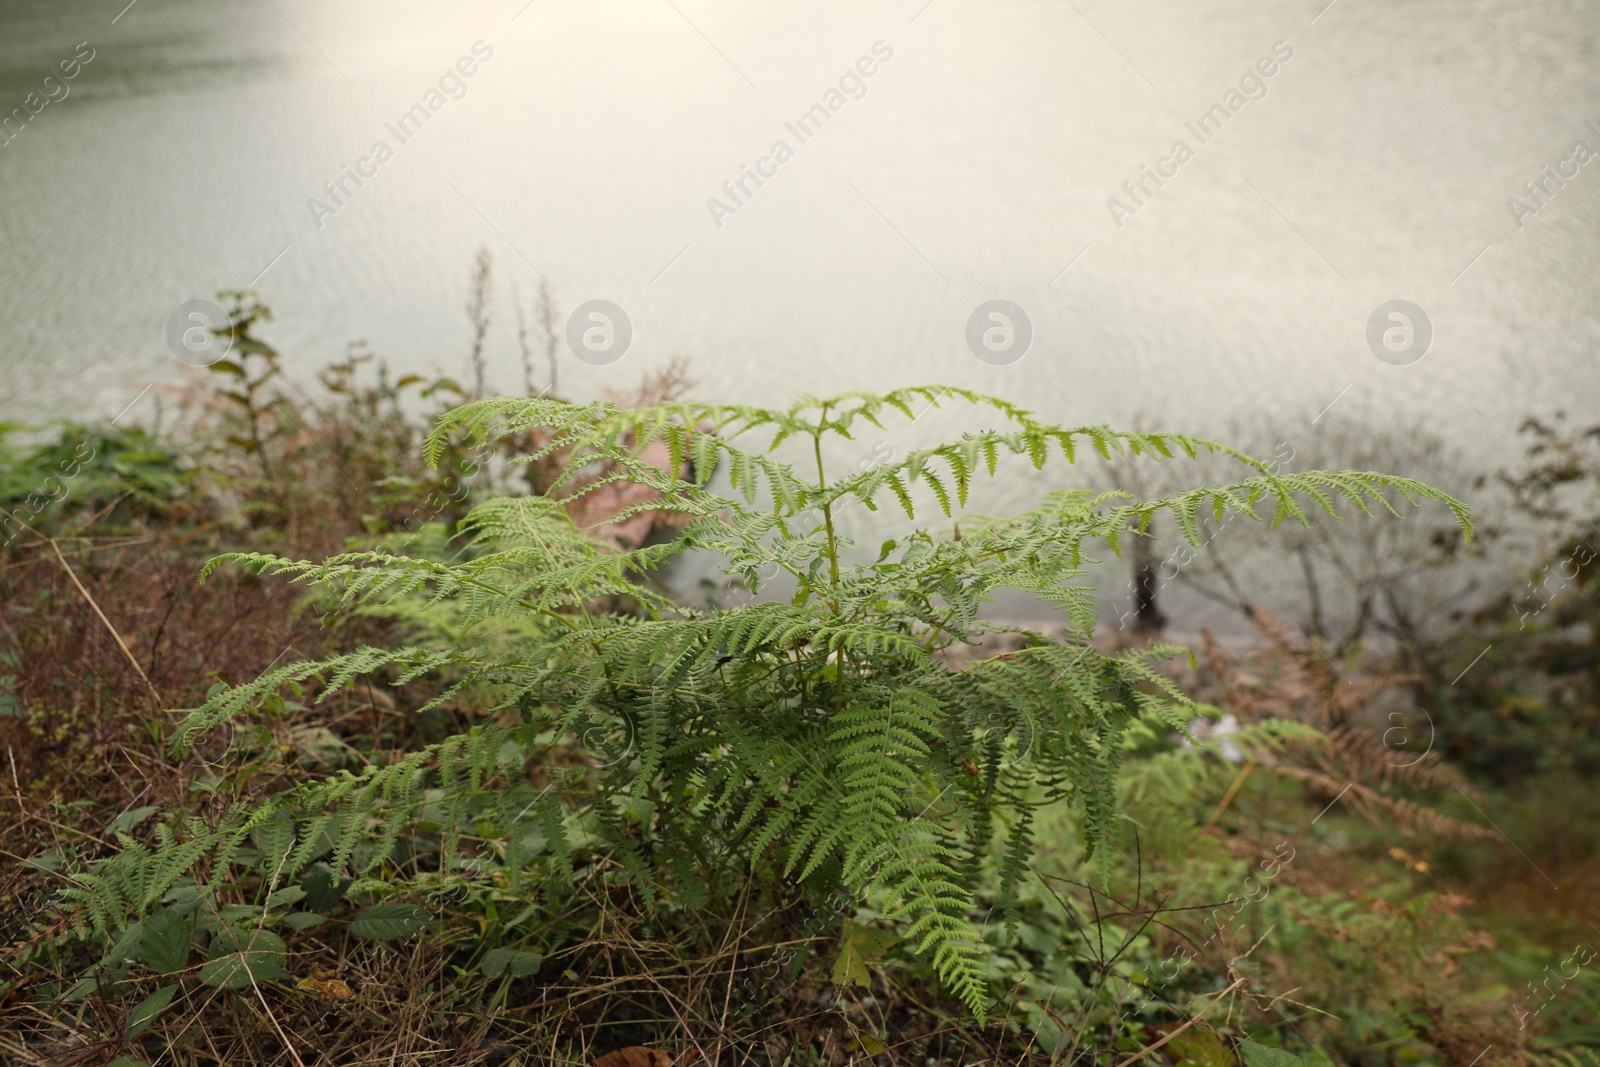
[63,385,1472,1019]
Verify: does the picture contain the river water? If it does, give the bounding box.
[2,0,1597,620]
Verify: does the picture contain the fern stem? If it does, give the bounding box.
[813,404,841,597]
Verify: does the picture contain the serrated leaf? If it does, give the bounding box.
[349,903,433,941]
[481,948,544,977]
[266,885,306,908]
[1168,1027,1236,1067]
[301,863,351,912]
[105,805,158,834]
[1239,1040,1310,1067]
[845,1025,888,1056]
[199,928,286,989]
[138,908,190,974]
[23,846,70,871]
[126,984,178,1039]
[101,921,145,975]
[1537,1023,1600,1048]
[161,883,205,917]
[63,975,104,1003]
[830,919,897,989]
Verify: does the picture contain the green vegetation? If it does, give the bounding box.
[2,300,1597,1066]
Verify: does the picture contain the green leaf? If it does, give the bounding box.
[199,928,286,989]
[1239,1040,1311,1067]
[107,1059,151,1067]
[282,911,327,932]
[830,919,898,989]
[846,1025,888,1056]
[101,921,145,974]
[161,883,205,917]
[22,847,70,871]
[349,903,433,942]
[301,863,352,912]
[1537,1024,1600,1048]
[63,975,106,1003]
[137,908,190,974]
[266,885,306,908]
[126,984,178,1039]
[105,805,159,834]
[481,948,544,977]
[89,387,1470,1026]
[1168,1028,1236,1067]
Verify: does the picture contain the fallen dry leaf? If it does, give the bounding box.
[295,968,353,1003]
[595,1047,673,1067]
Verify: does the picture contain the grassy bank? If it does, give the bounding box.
[2,302,1598,1067]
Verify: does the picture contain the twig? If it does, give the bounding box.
[253,979,309,1067]
[46,537,163,710]
[0,846,90,889]
[1111,976,1246,1067]
[0,535,152,573]
[1202,756,1260,833]
[710,879,752,1067]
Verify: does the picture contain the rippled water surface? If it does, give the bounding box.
[2,0,1597,547]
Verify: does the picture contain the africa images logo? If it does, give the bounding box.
[1106,40,1294,228]
[0,41,96,150]
[1506,119,1600,230]
[705,41,895,228]
[305,41,494,230]
[1366,299,1432,365]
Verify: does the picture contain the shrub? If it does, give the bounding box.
[57,387,1471,1018]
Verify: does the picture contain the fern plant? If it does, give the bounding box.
[58,387,1471,1017]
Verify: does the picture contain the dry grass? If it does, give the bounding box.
[2,345,1595,1066]
[0,356,1032,1067]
